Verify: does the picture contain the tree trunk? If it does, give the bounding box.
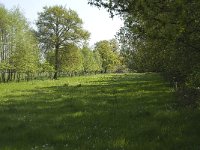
[17,73,20,82]
[7,70,10,82]
[13,72,16,81]
[104,67,108,73]
[53,45,59,79]
[1,72,5,83]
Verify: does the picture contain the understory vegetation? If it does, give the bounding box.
[1,73,200,150]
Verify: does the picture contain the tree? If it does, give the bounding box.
[39,61,54,78]
[0,5,10,82]
[109,39,119,52]
[60,44,83,75]
[0,5,39,82]
[81,46,97,74]
[10,8,39,81]
[94,40,120,73]
[36,5,90,79]
[93,50,103,73]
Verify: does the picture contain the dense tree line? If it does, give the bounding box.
[88,1,200,91]
[36,6,124,77]
[0,5,39,82]
[0,5,124,83]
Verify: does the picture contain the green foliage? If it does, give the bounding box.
[40,61,55,73]
[0,5,39,82]
[12,29,39,73]
[81,46,98,73]
[116,26,137,71]
[93,50,103,73]
[0,61,12,70]
[46,50,55,67]
[36,5,89,50]
[94,40,121,73]
[186,66,200,88]
[60,44,83,74]
[36,5,90,79]
[90,0,200,88]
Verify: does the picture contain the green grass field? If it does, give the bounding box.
[0,73,200,150]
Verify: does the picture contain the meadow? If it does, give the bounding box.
[0,73,200,150]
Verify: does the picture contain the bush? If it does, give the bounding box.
[186,69,200,89]
[176,87,200,107]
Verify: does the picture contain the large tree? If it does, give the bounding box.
[36,5,90,79]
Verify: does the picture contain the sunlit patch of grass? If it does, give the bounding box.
[112,137,128,149]
[0,73,200,149]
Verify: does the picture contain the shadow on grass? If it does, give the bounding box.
[0,73,200,150]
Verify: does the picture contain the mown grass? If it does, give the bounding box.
[0,73,200,150]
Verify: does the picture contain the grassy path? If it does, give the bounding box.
[0,73,199,150]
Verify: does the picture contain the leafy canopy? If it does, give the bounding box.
[36,5,90,79]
